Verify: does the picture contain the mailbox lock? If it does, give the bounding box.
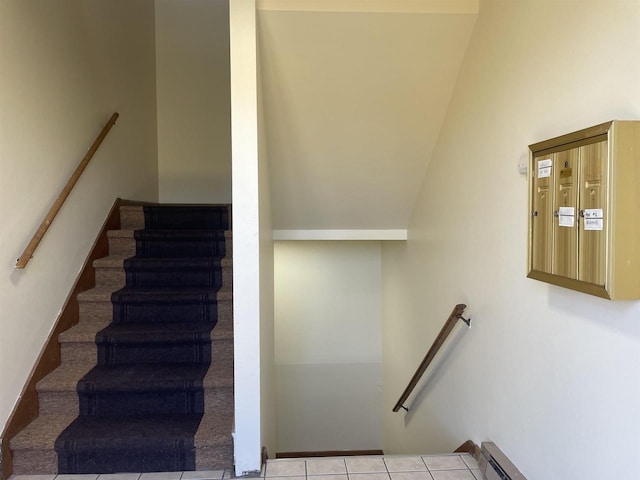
[532,211,538,217]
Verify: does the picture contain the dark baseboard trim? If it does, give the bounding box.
[454,440,481,459]
[276,450,384,459]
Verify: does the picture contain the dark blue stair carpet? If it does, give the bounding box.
[55,205,229,473]
[97,321,215,365]
[55,415,201,473]
[143,205,229,230]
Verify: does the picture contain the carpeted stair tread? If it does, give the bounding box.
[95,255,233,269]
[112,286,221,301]
[11,414,77,450]
[77,286,122,303]
[93,255,133,268]
[59,319,112,342]
[96,320,231,343]
[77,364,212,392]
[37,363,95,392]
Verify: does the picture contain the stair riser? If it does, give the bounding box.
[79,301,113,323]
[119,207,145,230]
[125,268,222,288]
[94,337,232,365]
[112,302,219,324]
[38,391,79,417]
[57,444,197,474]
[97,342,213,365]
[60,342,97,367]
[12,449,58,475]
[136,240,227,258]
[108,236,136,257]
[195,444,233,470]
[78,391,207,417]
[95,267,125,287]
[144,207,230,231]
[204,387,234,413]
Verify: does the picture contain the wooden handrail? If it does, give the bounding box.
[393,303,469,413]
[15,112,119,269]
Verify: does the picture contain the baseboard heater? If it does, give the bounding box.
[478,442,527,480]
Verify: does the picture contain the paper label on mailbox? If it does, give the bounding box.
[584,209,604,230]
[538,159,552,178]
[558,206,575,227]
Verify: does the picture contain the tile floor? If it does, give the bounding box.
[8,455,482,480]
[262,455,482,480]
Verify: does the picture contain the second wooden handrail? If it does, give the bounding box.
[15,112,120,269]
[393,303,469,412]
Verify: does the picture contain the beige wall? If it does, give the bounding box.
[258,9,476,230]
[382,1,640,479]
[274,241,382,452]
[155,0,231,204]
[0,0,158,429]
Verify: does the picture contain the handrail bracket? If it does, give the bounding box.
[456,313,471,327]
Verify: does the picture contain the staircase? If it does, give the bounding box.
[10,204,234,474]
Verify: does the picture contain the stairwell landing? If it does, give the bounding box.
[10,204,234,474]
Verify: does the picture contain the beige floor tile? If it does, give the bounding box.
[348,474,390,480]
[345,458,386,474]
[56,475,99,480]
[97,474,141,480]
[306,458,347,475]
[306,475,348,480]
[429,471,475,480]
[384,457,427,473]
[139,473,182,480]
[421,456,467,471]
[264,476,306,480]
[265,461,306,477]
[181,471,224,480]
[459,456,478,471]
[389,472,433,480]
[10,476,56,480]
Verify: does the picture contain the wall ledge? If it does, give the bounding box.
[257,0,479,14]
[273,229,407,241]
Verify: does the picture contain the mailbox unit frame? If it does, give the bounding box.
[527,121,640,300]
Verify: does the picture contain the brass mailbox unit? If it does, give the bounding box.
[528,121,640,299]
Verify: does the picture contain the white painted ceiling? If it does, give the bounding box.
[258,1,478,231]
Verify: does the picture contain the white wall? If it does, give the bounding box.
[274,241,382,452]
[230,0,275,474]
[382,1,640,479]
[0,0,158,431]
[155,0,231,204]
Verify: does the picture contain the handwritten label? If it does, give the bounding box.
[558,206,575,227]
[538,159,552,178]
[584,209,604,231]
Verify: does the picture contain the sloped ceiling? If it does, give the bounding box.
[258,1,478,233]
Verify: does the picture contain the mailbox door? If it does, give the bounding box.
[552,148,579,279]
[531,153,554,274]
[578,140,608,285]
